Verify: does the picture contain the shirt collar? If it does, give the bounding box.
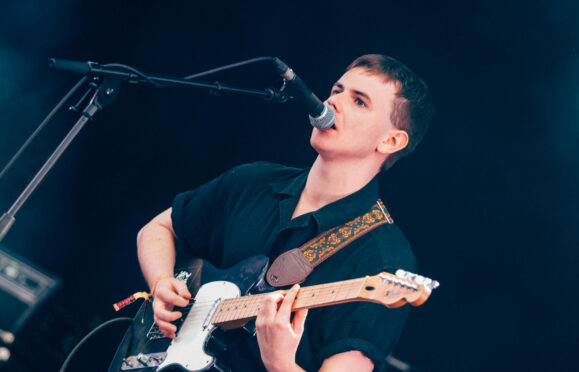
[271,168,381,232]
[270,168,308,196]
[312,175,380,232]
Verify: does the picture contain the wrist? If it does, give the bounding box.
[150,274,172,296]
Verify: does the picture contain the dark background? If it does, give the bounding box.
[0,0,577,371]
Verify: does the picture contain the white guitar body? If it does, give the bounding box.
[157,281,240,372]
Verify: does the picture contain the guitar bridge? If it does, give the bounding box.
[121,352,167,370]
[146,299,195,340]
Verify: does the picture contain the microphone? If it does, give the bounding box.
[272,58,335,129]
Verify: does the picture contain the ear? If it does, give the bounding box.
[377,130,409,155]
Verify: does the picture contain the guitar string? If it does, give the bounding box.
[150,278,402,330]
[143,278,399,342]
[180,279,401,327]
[151,278,391,324]
[215,280,367,322]
[152,277,370,311]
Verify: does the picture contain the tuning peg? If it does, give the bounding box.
[395,269,440,293]
[428,280,440,291]
[395,269,419,282]
[420,277,440,293]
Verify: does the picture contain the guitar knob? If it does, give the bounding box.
[122,358,134,369]
[0,347,10,363]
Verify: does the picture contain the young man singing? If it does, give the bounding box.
[137,54,433,371]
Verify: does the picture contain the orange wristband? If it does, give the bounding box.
[150,274,171,296]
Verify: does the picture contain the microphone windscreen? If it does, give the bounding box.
[309,103,335,129]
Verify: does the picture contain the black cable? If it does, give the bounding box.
[0,76,89,181]
[59,317,132,372]
[102,63,166,88]
[183,56,275,80]
[106,57,275,85]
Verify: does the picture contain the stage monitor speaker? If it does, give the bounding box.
[0,246,59,336]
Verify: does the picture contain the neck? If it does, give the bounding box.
[211,277,367,329]
[302,155,381,210]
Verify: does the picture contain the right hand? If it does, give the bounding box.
[152,277,192,338]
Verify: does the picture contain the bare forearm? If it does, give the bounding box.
[137,208,177,289]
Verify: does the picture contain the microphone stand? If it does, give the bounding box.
[0,59,290,242]
[0,78,120,242]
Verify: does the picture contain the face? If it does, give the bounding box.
[311,67,404,163]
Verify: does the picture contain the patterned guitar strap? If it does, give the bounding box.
[266,199,394,287]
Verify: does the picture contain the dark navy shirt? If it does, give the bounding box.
[172,162,417,371]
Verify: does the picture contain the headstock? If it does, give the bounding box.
[359,270,439,308]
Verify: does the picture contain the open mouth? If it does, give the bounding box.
[320,123,337,131]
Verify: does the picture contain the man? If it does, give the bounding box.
[137,54,433,371]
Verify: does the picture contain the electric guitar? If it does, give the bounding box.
[109,255,438,372]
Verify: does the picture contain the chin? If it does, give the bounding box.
[310,134,326,154]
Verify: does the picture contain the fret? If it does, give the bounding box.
[209,270,436,330]
[212,278,366,325]
[294,278,365,310]
[213,293,267,324]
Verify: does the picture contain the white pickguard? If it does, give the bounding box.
[157,281,240,371]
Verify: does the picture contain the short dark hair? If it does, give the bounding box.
[347,54,434,169]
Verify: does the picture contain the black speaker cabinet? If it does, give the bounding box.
[0,247,59,336]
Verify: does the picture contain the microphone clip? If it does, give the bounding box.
[265,79,293,103]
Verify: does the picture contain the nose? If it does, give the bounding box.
[325,92,342,114]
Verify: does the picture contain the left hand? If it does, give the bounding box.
[255,284,308,372]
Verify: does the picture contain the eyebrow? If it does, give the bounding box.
[332,82,372,104]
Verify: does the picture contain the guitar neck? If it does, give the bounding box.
[211,278,366,329]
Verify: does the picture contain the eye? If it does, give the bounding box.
[330,89,341,96]
[354,97,366,107]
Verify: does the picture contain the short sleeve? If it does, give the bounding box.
[299,224,417,371]
[309,302,410,371]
